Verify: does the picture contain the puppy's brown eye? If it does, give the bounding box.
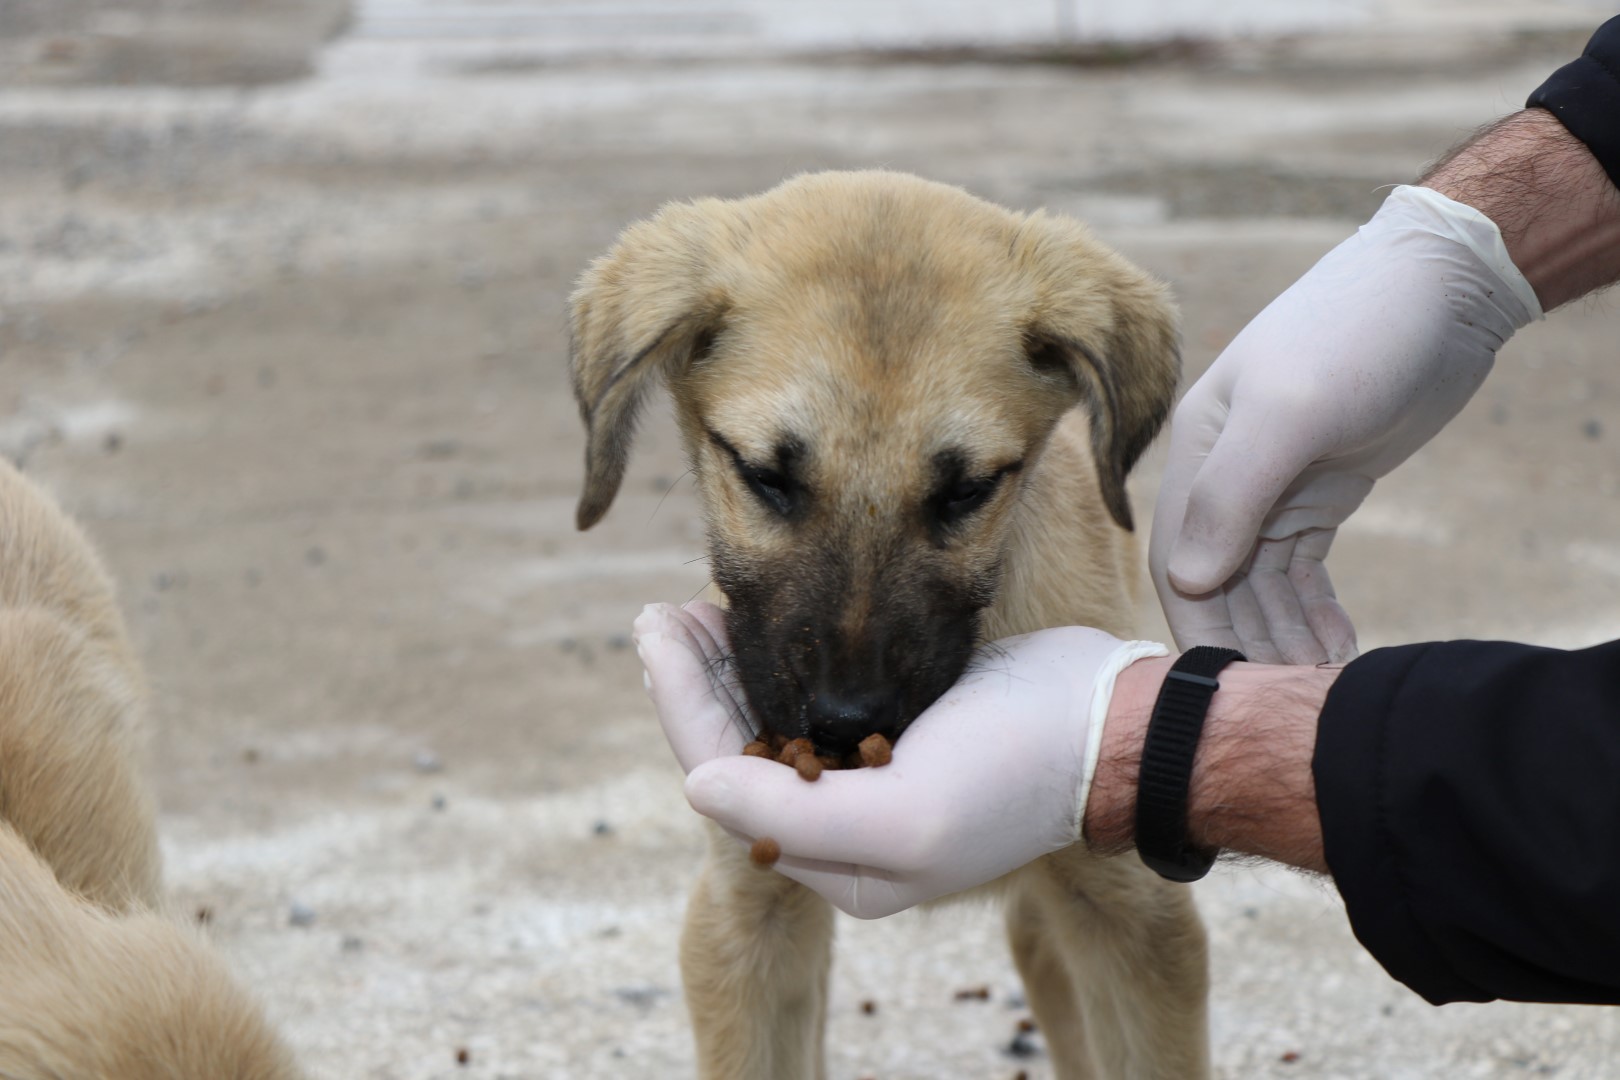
[938,477,996,521]
[742,467,795,516]
[931,460,1022,529]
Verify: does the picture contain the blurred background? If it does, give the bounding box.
[4,2,1620,1077]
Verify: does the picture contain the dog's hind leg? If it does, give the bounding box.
[681,823,833,1080]
[1026,852,1211,1079]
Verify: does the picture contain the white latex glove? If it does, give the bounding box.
[1151,185,1542,664]
[632,600,1166,920]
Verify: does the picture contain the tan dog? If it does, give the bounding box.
[0,458,303,1079]
[571,171,1207,1078]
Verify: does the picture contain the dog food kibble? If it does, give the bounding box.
[777,738,816,766]
[857,733,893,767]
[744,729,894,782]
[749,837,782,868]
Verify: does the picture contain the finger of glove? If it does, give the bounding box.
[1167,422,1319,596]
[636,617,750,771]
[676,600,731,659]
[646,601,748,721]
[1223,576,1287,665]
[1246,537,1332,665]
[711,821,928,919]
[1289,530,1359,662]
[1154,579,1248,655]
[767,856,922,921]
[1151,465,1247,653]
[685,757,941,872]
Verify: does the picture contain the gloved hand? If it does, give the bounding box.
[633,600,1166,919]
[1151,184,1542,664]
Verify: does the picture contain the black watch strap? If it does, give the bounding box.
[1135,645,1245,883]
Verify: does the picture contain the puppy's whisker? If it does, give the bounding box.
[700,650,758,739]
[647,467,696,524]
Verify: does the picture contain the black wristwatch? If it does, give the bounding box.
[1134,645,1245,883]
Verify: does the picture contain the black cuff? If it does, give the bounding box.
[1526,16,1620,192]
[1314,643,1488,1005]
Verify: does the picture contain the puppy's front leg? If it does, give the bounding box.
[1034,850,1211,1079]
[681,822,833,1080]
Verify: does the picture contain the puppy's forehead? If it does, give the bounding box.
[700,334,1032,483]
[688,176,1073,475]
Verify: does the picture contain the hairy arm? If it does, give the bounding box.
[1422,108,1620,311]
[1084,656,1339,874]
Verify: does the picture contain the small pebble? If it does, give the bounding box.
[288,902,316,927]
[1006,1023,1039,1059]
[860,1000,877,1016]
[341,935,364,953]
[412,750,444,774]
[455,1047,470,1066]
[593,820,614,836]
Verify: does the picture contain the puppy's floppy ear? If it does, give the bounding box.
[569,199,734,530]
[1015,212,1181,531]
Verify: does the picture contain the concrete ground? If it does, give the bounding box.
[4,3,1620,1077]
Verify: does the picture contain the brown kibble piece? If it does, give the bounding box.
[953,985,990,1001]
[858,733,893,767]
[749,837,781,867]
[794,754,823,781]
[742,740,772,758]
[778,737,815,765]
[455,1046,470,1065]
[765,731,789,753]
[860,999,877,1016]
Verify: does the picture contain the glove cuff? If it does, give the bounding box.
[1380,185,1544,326]
[1076,639,1170,838]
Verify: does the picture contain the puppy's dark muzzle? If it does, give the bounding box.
[805,687,903,757]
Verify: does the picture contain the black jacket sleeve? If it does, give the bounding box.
[1314,638,1620,1005]
[1526,15,1620,190]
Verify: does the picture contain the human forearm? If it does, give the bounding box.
[1422,108,1620,311]
[1084,656,1339,874]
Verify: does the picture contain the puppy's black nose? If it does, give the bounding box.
[806,688,901,756]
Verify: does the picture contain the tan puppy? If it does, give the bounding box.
[571,171,1209,1078]
[0,458,303,1079]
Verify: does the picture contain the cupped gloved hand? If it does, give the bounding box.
[632,600,1166,919]
[1151,184,1542,664]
